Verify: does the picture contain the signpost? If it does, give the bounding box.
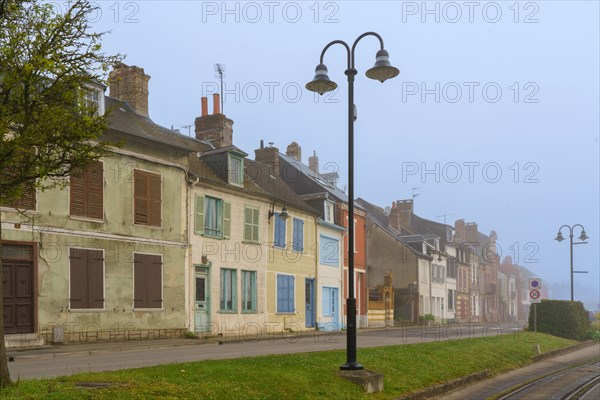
[529,278,542,332]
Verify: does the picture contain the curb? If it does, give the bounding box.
[531,340,597,362]
[396,370,491,400]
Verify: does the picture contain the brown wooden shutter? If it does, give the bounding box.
[70,161,103,218]
[69,248,88,309]
[134,170,161,226]
[87,161,103,219]
[12,181,36,210]
[148,174,161,227]
[134,170,148,224]
[134,254,162,308]
[87,249,104,308]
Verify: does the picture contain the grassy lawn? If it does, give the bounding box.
[1,332,576,399]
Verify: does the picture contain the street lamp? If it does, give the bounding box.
[306,32,399,371]
[555,224,589,301]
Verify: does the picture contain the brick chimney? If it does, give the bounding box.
[454,219,465,240]
[465,222,479,243]
[255,140,280,176]
[388,199,413,231]
[195,94,234,148]
[108,63,151,117]
[308,151,319,176]
[286,142,301,161]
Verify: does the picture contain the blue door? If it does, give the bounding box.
[305,278,315,327]
[331,287,339,328]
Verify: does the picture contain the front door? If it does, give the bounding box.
[3,259,34,334]
[305,278,315,327]
[194,267,210,332]
[331,287,339,328]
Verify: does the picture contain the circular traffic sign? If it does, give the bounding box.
[530,289,540,299]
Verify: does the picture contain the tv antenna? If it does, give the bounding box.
[436,213,455,225]
[181,124,193,136]
[214,63,225,113]
[411,187,421,199]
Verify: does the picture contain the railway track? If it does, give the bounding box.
[495,361,600,400]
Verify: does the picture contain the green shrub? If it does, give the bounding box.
[528,300,590,340]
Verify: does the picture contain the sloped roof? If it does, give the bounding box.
[105,97,208,152]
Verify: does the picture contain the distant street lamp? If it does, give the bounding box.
[305,32,399,371]
[555,224,589,301]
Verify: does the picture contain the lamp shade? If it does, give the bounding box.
[555,231,565,242]
[366,49,400,83]
[279,206,289,221]
[306,63,337,95]
[579,230,588,241]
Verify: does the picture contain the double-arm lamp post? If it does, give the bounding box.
[554,224,588,301]
[305,32,399,371]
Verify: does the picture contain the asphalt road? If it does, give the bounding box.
[8,322,521,379]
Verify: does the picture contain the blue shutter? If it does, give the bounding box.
[287,276,294,312]
[293,218,304,252]
[277,275,294,312]
[274,215,286,248]
[277,275,284,312]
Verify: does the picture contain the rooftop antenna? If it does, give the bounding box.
[181,124,193,136]
[214,63,225,113]
[411,187,421,199]
[436,213,455,225]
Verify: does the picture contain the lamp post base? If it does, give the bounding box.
[340,361,364,371]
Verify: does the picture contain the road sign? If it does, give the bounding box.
[529,289,541,303]
[529,277,542,290]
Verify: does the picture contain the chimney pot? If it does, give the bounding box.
[201,97,208,116]
[213,93,221,114]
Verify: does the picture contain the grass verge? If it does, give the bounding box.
[1,332,576,399]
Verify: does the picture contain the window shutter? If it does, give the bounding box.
[244,207,253,241]
[223,201,231,238]
[88,249,104,309]
[148,173,161,226]
[14,181,36,210]
[293,219,304,252]
[134,255,145,308]
[252,208,260,242]
[70,173,87,217]
[277,276,284,312]
[194,195,205,234]
[134,171,148,224]
[69,249,87,309]
[149,256,163,308]
[287,276,294,312]
[87,161,103,219]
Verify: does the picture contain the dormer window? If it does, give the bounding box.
[228,154,243,186]
[324,200,334,223]
[83,85,105,116]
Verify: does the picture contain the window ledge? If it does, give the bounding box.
[241,310,258,314]
[242,240,260,245]
[0,206,39,214]
[133,308,164,312]
[69,215,105,223]
[68,308,107,313]
[133,223,163,229]
[218,310,238,314]
[276,312,296,315]
[202,233,224,240]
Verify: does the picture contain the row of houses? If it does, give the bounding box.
[1,64,540,344]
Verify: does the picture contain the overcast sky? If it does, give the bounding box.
[79,1,598,309]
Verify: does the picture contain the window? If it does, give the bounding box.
[241,270,257,312]
[84,88,104,116]
[69,248,104,309]
[70,160,103,219]
[448,289,455,310]
[134,254,163,309]
[134,169,161,226]
[1,180,36,211]
[324,201,334,223]
[292,218,304,252]
[274,213,286,248]
[447,257,457,279]
[320,235,340,266]
[322,287,337,317]
[220,268,237,312]
[228,154,243,185]
[195,195,231,238]
[276,274,294,313]
[244,206,260,243]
